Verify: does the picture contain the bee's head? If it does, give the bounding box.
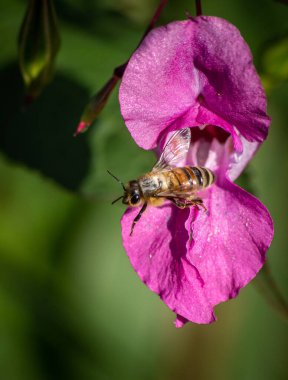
[107,171,144,207]
[123,181,143,207]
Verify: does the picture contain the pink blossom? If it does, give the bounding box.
[119,16,274,326]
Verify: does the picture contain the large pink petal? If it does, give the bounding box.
[121,181,273,325]
[186,181,274,310]
[121,206,215,324]
[119,17,270,150]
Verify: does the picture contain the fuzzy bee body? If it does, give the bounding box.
[110,128,215,235]
[138,166,214,202]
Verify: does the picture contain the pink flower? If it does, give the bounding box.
[119,16,274,326]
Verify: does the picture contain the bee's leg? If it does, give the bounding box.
[130,203,148,236]
[169,198,187,209]
[186,197,207,212]
[169,197,207,212]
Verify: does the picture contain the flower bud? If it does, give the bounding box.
[18,0,60,100]
[74,75,119,136]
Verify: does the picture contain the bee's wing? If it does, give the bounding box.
[152,128,191,171]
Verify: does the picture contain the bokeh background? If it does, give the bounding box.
[0,0,288,379]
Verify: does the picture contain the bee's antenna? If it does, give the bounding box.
[107,170,126,191]
[111,195,123,205]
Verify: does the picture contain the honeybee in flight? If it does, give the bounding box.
[109,128,215,236]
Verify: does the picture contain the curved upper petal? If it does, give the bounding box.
[121,180,274,325]
[120,16,270,150]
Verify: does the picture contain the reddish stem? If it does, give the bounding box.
[141,0,169,44]
[114,0,169,79]
[195,0,202,16]
[77,0,169,134]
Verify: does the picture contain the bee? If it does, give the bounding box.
[108,128,215,236]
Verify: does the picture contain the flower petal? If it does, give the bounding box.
[121,181,273,325]
[174,314,188,328]
[120,17,270,150]
[188,132,260,182]
[226,135,260,181]
[186,180,274,311]
[121,205,215,324]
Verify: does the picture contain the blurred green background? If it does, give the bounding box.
[0,0,288,379]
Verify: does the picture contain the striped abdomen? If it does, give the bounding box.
[166,166,215,192]
[139,166,215,197]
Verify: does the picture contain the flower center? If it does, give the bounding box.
[187,125,232,179]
